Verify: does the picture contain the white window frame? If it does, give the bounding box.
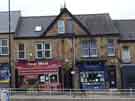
[17,43,26,60]
[89,40,98,57]
[107,39,115,56]
[122,47,131,63]
[36,42,52,59]
[57,20,65,33]
[36,43,44,59]
[81,40,98,58]
[0,39,9,56]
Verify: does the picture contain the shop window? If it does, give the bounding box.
[57,20,65,33]
[0,64,10,82]
[17,43,26,59]
[107,39,115,56]
[80,72,104,84]
[0,39,8,55]
[40,74,49,83]
[122,46,131,63]
[39,73,58,83]
[36,42,52,59]
[81,40,98,57]
[50,74,57,83]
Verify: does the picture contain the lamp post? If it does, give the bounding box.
[8,0,12,88]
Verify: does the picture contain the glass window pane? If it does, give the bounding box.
[81,49,89,57]
[2,40,7,46]
[108,48,115,55]
[19,52,24,58]
[108,40,113,47]
[58,20,65,33]
[37,44,42,50]
[90,49,97,56]
[2,47,8,55]
[45,51,50,58]
[90,40,96,48]
[50,74,57,83]
[81,40,89,48]
[0,47,2,54]
[44,44,50,49]
[19,44,24,51]
[37,51,43,58]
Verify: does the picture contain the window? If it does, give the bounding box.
[50,74,57,83]
[80,72,105,84]
[81,40,98,57]
[0,64,10,82]
[0,39,8,55]
[107,39,115,56]
[36,42,52,59]
[122,47,131,63]
[40,74,49,83]
[57,20,65,33]
[17,43,26,59]
[39,73,58,83]
[34,25,42,32]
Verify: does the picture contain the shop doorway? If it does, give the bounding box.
[108,66,116,88]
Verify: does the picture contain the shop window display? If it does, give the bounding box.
[80,72,104,85]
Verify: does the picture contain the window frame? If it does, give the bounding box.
[122,46,131,63]
[35,42,52,59]
[0,39,9,56]
[107,39,115,57]
[17,43,26,60]
[80,40,98,58]
[57,20,65,33]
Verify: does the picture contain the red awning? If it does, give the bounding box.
[16,60,63,76]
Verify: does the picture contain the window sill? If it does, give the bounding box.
[107,55,115,57]
[0,55,8,57]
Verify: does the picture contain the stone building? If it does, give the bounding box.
[0,8,135,90]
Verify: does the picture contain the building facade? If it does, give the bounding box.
[0,8,135,90]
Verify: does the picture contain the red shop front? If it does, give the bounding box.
[16,60,64,90]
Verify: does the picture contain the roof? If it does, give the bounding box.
[16,16,55,37]
[113,20,135,40]
[15,9,119,38]
[0,11,20,33]
[76,14,118,35]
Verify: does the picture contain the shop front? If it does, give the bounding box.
[0,64,10,88]
[77,61,108,90]
[16,60,64,90]
[121,64,135,89]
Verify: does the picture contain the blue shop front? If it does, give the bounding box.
[0,64,11,88]
[77,60,109,90]
[121,64,135,89]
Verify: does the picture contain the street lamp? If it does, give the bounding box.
[8,0,12,88]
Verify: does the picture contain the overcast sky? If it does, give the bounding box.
[0,0,135,19]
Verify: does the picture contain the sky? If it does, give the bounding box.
[0,0,135,19]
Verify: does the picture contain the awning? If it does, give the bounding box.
[16,60,63,76]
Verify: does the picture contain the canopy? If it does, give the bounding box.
[16,60,63,76]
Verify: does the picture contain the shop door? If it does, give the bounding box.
[108,67,116,88]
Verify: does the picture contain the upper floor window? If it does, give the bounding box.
[36,42,52,59]
[81,40,98,57]
[122,46,131,63]
[17,43,26,59]
[0,39,8,56]
[57,20,65,33]
[107,39,115,56]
